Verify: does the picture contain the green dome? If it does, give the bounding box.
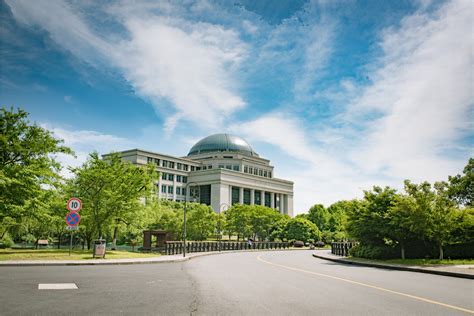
[188,134,259,157]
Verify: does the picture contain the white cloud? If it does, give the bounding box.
[6,0,247,132]
[348,0,473,180]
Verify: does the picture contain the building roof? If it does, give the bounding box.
[188,133,259,157]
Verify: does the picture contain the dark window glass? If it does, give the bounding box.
[162,160,168,168]
[154,158,160,165]
[231,187,240,205]
[184,164,189,171]
[183,176,187,183]
[254,169,258,175]
[161,185,166,193]
[191,166,195,171]
[264,171,267,177]
[162,173,167,180]
[177,163,182,170]
[147,157,153,163]
[169,174,174,181]
[233,165,240,171]
[199,185,211,206]
[176,187,181,195]
[254,191,261,205]
[259,169,263,176]
[196,167,201,171]
[208,165,212,169]
[168,186,173,194]
[249,167,253,174]
[265,192,271,207]
[225,165,232,170]
[244,166,248,173]
[268,172,272,178]
[219,164,224,169]
[243,189,251,205]
[169,161,175,169]
[177,175,182,182]
[182,188,186,196]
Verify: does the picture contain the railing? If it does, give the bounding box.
[331,242,359,256]
[165,241,290,255]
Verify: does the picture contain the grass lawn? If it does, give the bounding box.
[349,256,474,266]
[0,248,160,261]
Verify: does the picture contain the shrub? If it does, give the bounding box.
[293,240,304,247]
[315,241,325,248]
[349,244,398,259]
[0,235,14,248]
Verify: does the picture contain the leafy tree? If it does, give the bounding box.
[0,107,72,232]
[186,203,217,240]
[284,217,320,242]
[224,204,253,240]
[70,152,157,241]
[307,204,329,231]
[389,194,420,259]
[447,158,473,207]
[346,186,398,246]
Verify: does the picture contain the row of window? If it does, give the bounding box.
[161,172,188,183]
[243,166,272,178]
[147,157,196,171]
[160,185,187,196]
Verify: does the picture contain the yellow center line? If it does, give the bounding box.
[257,254,474,314]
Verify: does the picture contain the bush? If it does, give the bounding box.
[315,241,325,248]
[445,242,474,259]
[293,240,304,247]
[349,244,398,259]
[0,235,14,248]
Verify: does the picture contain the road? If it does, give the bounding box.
[0,250,472,315]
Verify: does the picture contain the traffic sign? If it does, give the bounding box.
[67,198,82,212]
[66,226,79,230]
[65,211,81,227]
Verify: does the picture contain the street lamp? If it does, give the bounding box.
[183,182,199,258]
[218,203,229,252]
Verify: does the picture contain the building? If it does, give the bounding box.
[112,133,294,216]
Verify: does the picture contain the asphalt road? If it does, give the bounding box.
[0,250,472,315]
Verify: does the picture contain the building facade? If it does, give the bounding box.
[113,134,294,216]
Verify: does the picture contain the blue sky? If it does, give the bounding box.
[1,0,472,214]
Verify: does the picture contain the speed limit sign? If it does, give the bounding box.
[67,197,82,212]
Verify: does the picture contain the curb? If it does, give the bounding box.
[0,248,311,267]
[312,253,474,280]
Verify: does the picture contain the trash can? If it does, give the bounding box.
[93,239,106,258]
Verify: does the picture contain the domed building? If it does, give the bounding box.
[111,133,294,216]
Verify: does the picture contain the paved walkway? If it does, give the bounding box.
[313,250,474,279]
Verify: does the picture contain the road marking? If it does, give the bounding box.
[257,255,474,314]
[38,283,78,290]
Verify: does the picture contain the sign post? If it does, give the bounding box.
[65,198,82,256]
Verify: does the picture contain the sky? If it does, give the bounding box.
[1,0,472,214]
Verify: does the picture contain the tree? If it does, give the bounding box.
[0,107,72,233]
[186,203,217,240]
[447,158,473,207]
[307,204,329,231]
[70,152,157,241]
[284,217,321,242]
[389,194,420,259]
[224,204,253,240]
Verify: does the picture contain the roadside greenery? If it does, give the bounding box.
[1,107,472,261]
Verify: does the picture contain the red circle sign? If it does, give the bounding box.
[67,198,82,212]
[65,211,81,227]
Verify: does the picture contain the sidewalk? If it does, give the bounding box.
[312,250,474,280]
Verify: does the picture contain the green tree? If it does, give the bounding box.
[0,107,72,234]
[70,152,157,242]
[307,204,329,231]
[224,204,253,240]
[284,217,321,242]
[447,158,473,207]
[186,203,217,240]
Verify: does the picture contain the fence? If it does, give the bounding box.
[165,241,290,255]
[331,242,359,256]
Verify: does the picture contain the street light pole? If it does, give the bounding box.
[218,203,229,252]
[183,182,199,258]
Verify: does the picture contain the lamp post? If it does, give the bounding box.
[218,203,229,252]
[183,182,199,258]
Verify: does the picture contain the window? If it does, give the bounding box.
[196,167,201,171]
[162,173,167,180]
[176,187,181,195]
[223,156,233,158]
[162,160,168,168]
[191,166,195,171]
[177,163,182,170]
[244,166,248,173]
[254,169,258,175]
[147,157,153,164]
[249,167,253,174]
[168,186,173,194]
[177,175,182,182]
[268,172,272,178]
[183,176,187,183]
[168,174,174,181]
[233,165,240,171]
[169,161,175,169]
[207,165,212,169]
[161,185,166,193]
[259,169,263,176]
[219,164,225,169]
[203,166,207,170]
[231,187,240,205]
[243,189,251,205]
[254,190,261,205]
[225,165,232,170]
[154,158,160,165]
[264,171,267,177]
[182,188,186,196]
[184,164,189,171]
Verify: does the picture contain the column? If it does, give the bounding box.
[250,189,255,205]
[279,194,284,213]
[172,176,177,201]
[157,178,162,199]
[270,193,275,209]
[260,190,265,206]
[239,187,244,204]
